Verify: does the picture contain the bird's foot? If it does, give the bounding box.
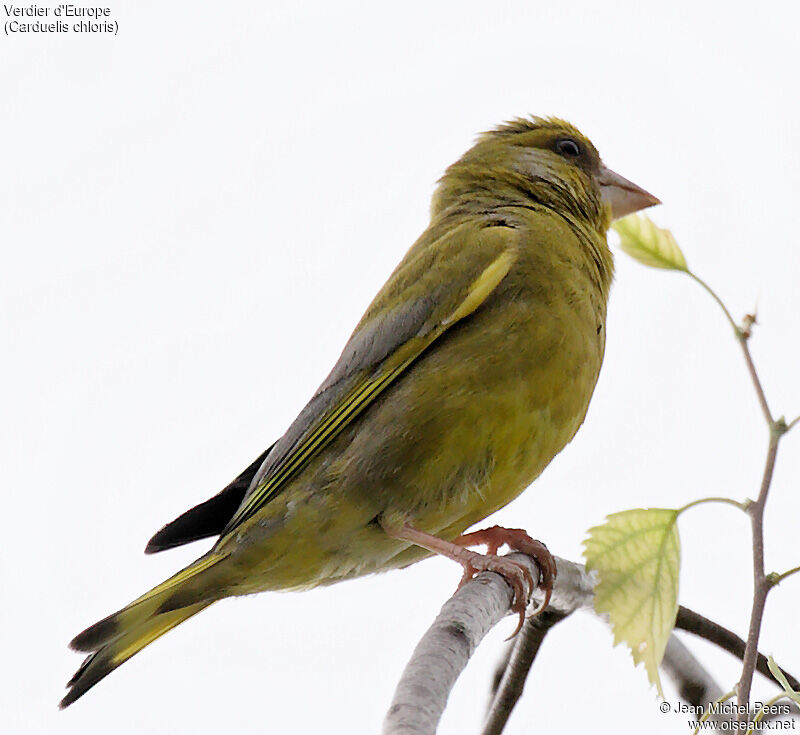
[454,526,556,635]
[382,522,556,637]
[453,548,535,637]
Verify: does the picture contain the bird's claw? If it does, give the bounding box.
[454,525,557,637]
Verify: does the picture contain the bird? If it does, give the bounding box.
[61,116,659,708]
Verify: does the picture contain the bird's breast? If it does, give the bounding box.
[345,248,608,535]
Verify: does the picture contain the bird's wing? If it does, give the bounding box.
[223,222,518,533]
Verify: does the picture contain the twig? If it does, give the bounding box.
[481,558,596,734]
[687,271,791,720]
[738,431,781,715]
[481,610,567,735]
[735,327,774,425]
[676,606,800,691]
[688,273,739,334]
[488,644,513,703]
[689,272,771,423]
[677,496,748,514]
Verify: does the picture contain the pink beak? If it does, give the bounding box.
[597,165,660,220]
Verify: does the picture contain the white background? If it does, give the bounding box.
[3,1,799,732]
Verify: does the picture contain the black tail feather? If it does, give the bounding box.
[70,613,120,653]
[61,600,212,708]
[145,444,273,554]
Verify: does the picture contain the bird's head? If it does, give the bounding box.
[432,116,659,232]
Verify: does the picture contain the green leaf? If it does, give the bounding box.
[584,508,681,696]
[612,214,688,271]
[767,656,800,704]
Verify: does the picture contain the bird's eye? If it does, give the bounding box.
[555,138,582,157]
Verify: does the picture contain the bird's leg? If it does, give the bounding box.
[382,523,556,637]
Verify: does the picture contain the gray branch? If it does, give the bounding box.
[383,555,589,735]
[383,555,798,735]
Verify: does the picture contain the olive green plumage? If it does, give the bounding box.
[62,116,657,708]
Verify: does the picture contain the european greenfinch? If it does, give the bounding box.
[61,116,658,707]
